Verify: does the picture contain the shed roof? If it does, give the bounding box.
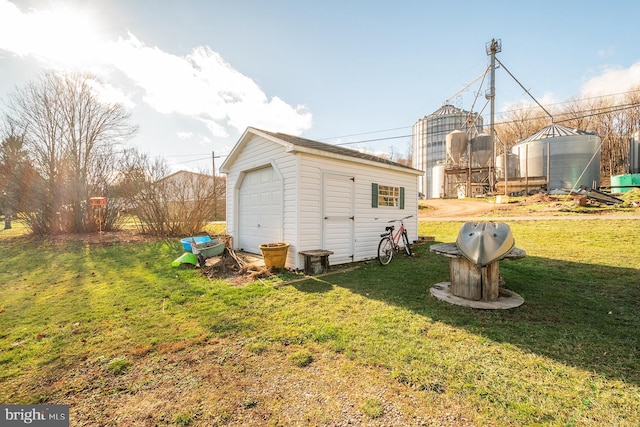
[220,127,423,175]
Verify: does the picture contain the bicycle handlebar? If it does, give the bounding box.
[387,215,413,223]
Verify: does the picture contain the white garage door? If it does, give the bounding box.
[238,167,282,253]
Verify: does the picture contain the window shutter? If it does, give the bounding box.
[399,187,405,209]
[371,183,378,208]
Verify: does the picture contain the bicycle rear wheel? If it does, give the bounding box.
[377,237,394,265]
[402,230,412,256]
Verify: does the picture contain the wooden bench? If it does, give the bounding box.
[430,243,526,302]
[298,250,334,275]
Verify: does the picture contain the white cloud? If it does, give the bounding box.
[580,62,640,98]
[86,78,136,109]
[597,46,615,58]
[101,35,312,137]
[0,0,313,140]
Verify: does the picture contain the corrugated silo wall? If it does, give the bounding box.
[424,114,469,198]
[513,135,601,191]
[413,110,484,198]
[412,120,428,197]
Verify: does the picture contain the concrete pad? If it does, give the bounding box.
[430,282,524,310]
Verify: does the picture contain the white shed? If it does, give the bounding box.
[219,127,423,270]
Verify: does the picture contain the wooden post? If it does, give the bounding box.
[449,257,500,301]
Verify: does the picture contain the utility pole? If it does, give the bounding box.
[486,38,501,194]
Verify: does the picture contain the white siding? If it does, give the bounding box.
[297,154,418,265]
[225,135,299,266]
[225,131,419,270]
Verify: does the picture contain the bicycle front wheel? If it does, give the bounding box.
[378,236,394,265]
[402,231,412,256]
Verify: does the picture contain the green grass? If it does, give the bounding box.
[0,220,639,425]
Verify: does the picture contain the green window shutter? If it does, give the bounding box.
[399,187,405,209]
[371,183,378,208]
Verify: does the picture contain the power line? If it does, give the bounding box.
[319,126,411,141]
[335,134,412,146]
[169,156,211,166]
[320,91,640,146]
[495,56,553,121]
[143,86,640,168]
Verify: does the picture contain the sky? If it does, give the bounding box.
[1,0,640,173]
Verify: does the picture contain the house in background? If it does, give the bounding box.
[157,170,226,221]
[220,127,423,270]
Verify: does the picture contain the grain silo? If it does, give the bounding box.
[470,133,493,167]
[446,130,468,166]
[412,104,483,198]
[511,124,601,191]
[431,162,445,199]
[495,153,520,179]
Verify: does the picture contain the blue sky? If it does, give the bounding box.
[1,0,639,172]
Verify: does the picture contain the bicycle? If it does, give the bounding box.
[377,215,413,265]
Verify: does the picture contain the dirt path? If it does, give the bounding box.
[419,199,497,218]
[418,198,640,221]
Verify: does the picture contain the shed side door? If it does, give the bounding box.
[322,173,354,264]
[238,166,282,253]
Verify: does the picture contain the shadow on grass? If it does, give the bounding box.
[3,236,637,389]
[322,241,640,387]
[292,280,334,293]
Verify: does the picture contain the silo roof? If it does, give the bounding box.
[428,104,470,117]
[521,123,596,143]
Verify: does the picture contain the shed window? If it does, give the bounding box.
[372,183,405,209]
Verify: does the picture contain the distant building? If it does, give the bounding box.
[412,104,483,198]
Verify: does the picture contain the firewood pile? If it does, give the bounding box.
[201,247,273,284]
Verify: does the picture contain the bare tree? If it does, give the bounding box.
[559,92,640,177]
[495,102,551,150]
[115,149,220,237]
[495,91,640,183]
[0,119,44,229]
[4,71,138,234]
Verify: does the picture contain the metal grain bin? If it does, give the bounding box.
[431,163,445,198]
[496,153,520,179]
[512,124,601,191]
[446,130,468,166]
[471,133,493,167]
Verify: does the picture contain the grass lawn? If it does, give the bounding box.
[0,220,639,426]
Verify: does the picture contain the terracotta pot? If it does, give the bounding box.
[259,242,290,270]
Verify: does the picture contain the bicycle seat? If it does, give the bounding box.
[385,225,394,232]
